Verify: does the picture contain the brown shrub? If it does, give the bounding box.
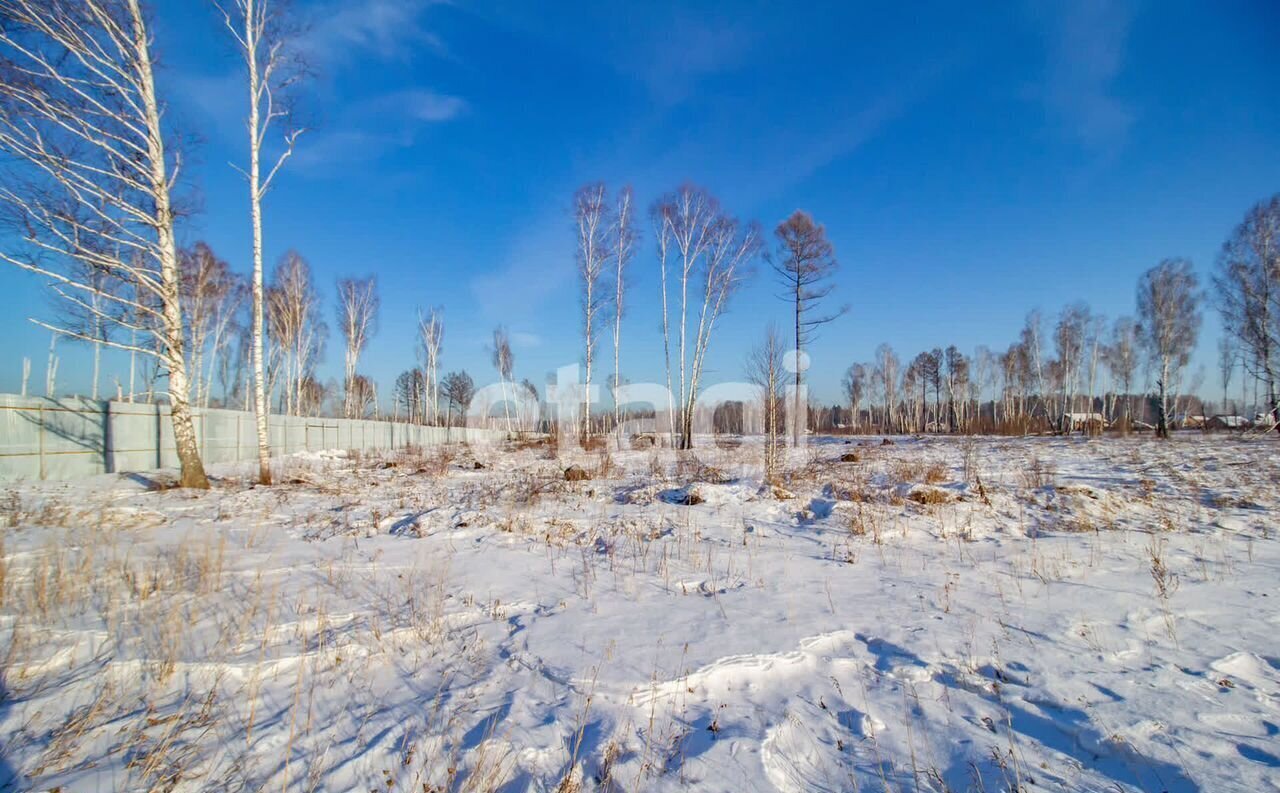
[630,433,656,449]
[1021,455,1056,489]
[923,462,948,485]
[415,445,456,477]
[908,487,952,505]
[890,460,924,483]
[675,456,729,484]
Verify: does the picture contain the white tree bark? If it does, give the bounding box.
[417,307,443,425]
[611,187,634,446]
[0,0,209,486]
[337,276,379,418]
[222,0,302,482]
[574,184,609,440]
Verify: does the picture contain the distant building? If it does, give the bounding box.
[1207,415,1251,430]
[1061,412,1106,432]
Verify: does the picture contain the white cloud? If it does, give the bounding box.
[470,215,575,323]
[1038,0,1136,150]
[627,14,757,106]
[364,89,468,123]
[298,0,448,66]
[405,91,468,122]
[169,1,460,174]
[292,89,465,172]
[510,331,542,349]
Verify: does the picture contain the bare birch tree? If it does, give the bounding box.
[746,325,784,484]
[219,0,304,482]
[943,346,968,432]
[1217,336,1236,415]
[611,186,635,443]
[48,259,120,400]
[336,275,378,418]
[652,187,711,447]
[972,345,996,427]
[215,307,250,408]
[904,356,924,431]
[842,363,867,432]
[1215,194,1279,431]
[1137,259,1201,438]
[652,199,678,444]
[874,343,899,432]
[0,0,210,486]
[267,251,324,416]
[651,185,759,448]
[772,210,846,443]
[682,209,760,447]
[1085,311,1106,425]
[574,183,610,439]
[206,270,246,409]
[1105,316,1139,426]
[416,306,443,424]
[180,242,244,408]
[1021,311,1048,421]
[1054,303,1088,424]
[491,325,514,433]
[346,373,376,418]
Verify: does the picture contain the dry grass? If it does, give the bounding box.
[0,434,1263,792]
[1020,455,1056,490]
[923,462,949,485]
[0,531,7,609]
[889,459,923,483]
[908,487,953,506]
[674,455,729,485]
[0,486,509,791]
[417,445,458,477]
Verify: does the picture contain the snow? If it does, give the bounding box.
[1,434,1278,792]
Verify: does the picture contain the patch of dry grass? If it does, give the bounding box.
[908,487,953,506]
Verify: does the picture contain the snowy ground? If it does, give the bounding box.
[1,433,1278,792]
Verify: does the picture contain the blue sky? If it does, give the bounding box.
[2,0,1278,404]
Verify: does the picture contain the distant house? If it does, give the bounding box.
[1207,415,1250,430]
[1061,412,1106,432]
[1175,414,1207,430]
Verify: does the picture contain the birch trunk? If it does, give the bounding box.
[92,340,101,401]
[246,0,273,482]
[128,0,208,488]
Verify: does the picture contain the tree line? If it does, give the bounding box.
[829,200,1280,442]
[0,0,421,487]
[836,260,1198,440]
[571,180,1278,450]
[0,2,1276,490]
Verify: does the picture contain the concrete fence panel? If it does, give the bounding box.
[0,394,508,481]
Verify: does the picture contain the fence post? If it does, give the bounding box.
[37,402,45,480]
[156,402,163,469]
[103,399,112,474]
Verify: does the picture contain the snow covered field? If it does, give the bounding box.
[1,434,1277,792]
